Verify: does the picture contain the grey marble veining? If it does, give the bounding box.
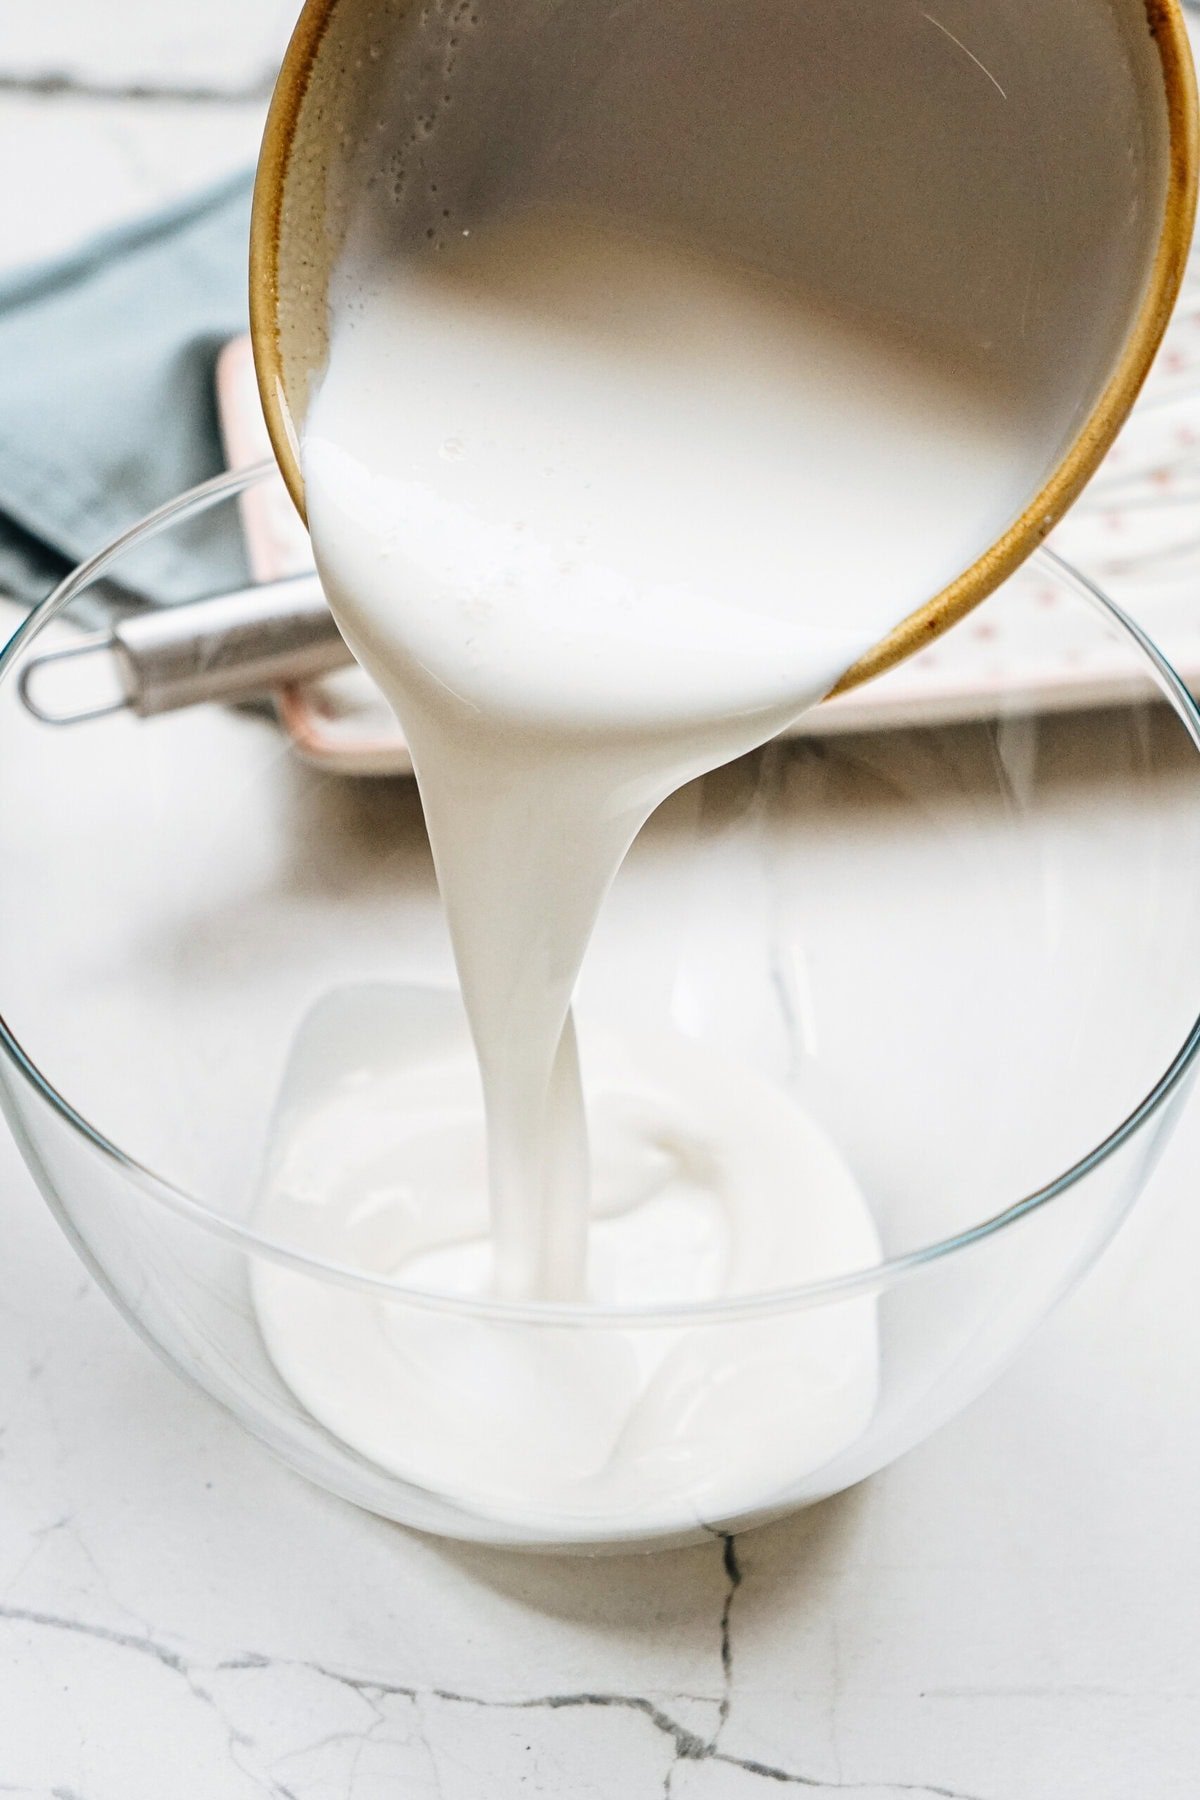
[2,1,294,98]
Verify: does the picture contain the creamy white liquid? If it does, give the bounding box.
[254,210,1050,1537]
[297,214,1040,1284]
[254,985,881,1534]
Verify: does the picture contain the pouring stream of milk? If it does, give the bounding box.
[296,213,1038,1298]
[253,206,1056,1533]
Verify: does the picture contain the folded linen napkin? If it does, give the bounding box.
[0,169,254,611]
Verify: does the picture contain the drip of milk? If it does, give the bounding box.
[254,209,1049,1535]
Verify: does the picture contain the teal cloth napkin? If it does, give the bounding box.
[0,168,255,610]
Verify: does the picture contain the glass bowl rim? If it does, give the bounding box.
[2,462,1200,1330]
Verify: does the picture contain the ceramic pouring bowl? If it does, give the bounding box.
[251,0,1197,694]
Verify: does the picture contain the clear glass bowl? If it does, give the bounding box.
[2,464,1200,1551]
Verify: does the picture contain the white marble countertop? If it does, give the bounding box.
[3,6,1200,1797]
[4,969,1200,1800]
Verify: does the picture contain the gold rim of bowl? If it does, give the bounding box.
[249,0,1200,697]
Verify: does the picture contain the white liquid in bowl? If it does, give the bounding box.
[254,985,881,1535]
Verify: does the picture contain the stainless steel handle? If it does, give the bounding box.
[20,575,354,724]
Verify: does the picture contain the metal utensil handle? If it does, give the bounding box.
[116,574,350,715]
[19,575,354,724]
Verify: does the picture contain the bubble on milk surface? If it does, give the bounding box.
[363,0,484,253]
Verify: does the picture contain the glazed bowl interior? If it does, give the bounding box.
[252,0,1197,691]
[2,467,1200,1546]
